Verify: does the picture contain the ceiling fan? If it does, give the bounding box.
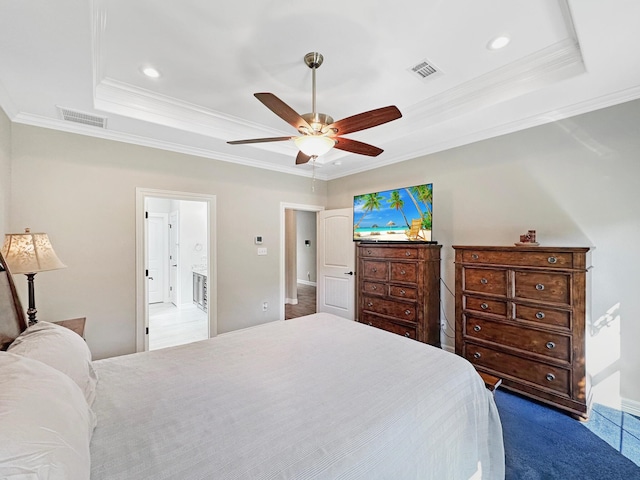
[228,52,402,165]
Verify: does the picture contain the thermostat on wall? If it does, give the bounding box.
[255,236,263,244]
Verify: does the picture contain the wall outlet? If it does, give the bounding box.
[262,302,268,311]
[257,247,267,255]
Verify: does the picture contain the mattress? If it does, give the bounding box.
[90,312,504,479]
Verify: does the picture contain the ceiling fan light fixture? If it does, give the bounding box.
[294,135,335,157]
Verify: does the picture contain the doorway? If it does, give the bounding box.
[280,203,324,320]
[280,204,355,321]
[284,209,318,319]
[136,188,217,352]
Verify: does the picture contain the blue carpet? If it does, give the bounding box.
[494,390,640,480]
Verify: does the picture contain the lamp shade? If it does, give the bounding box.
[1,229,66,274]
[294,135,335,157]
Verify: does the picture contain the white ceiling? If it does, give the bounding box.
[1,0,639,180]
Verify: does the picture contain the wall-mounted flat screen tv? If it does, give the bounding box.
[353,183,433,242]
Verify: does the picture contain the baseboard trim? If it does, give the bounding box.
[622,397,640,417]
[284,298,298,305]
[297,280,317,287]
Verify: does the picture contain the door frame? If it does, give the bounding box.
[279,202,324,320]
[136,188,217,352]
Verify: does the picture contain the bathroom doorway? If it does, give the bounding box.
[136,188,217,352]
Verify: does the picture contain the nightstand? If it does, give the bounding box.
[52,317,86,338]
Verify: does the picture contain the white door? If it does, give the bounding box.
[317,208,355,319]
[169,211,179,306]
[148,213,168,304]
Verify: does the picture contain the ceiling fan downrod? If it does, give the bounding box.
[304,52,324,127]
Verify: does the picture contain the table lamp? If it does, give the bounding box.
[1,228,66,325]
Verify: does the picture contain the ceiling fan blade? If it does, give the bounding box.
[227,136,293,145]
[328,106,402,136]
[334,137,384,157]
[295,151,312,165]
[254,93,312,132]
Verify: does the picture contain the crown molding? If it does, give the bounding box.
[0,79,18,120]
[323,83,640,180]
[11,112,326,179]
[10,80,640,183]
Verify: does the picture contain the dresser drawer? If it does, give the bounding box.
[463,268,507,296]
[514,304,571,330]
[464,316,570,362]
[390,262,417,283]
[362,295,416,322]
[359,246,419,259]
[461,249,576,269]
[463,295,507,316]
[363,281,386,296]
[361,260,388,280]
[360,312,417,339]
[389,285,417,300]
[514,271,570,305]
[464,343,570,396]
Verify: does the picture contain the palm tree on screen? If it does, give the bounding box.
[388,190,410,228]
[354,193,383,229]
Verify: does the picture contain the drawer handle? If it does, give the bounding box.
[400,269,406,275]
[546,373,556,382]
[371,285,377,291]
[536,283,545,291]
[404,309,411,316]
[480,278,488,285]
[405,251,411,257]
[399,289,406,296]
[367,250,372,255]
[473,325,481,332]
[367,302,373,307]
[536,311,546,319]
[372,268,377,273]
[480,303,489,310]
[404,332,410,337]
[473,352,481,359]
[548,256,558,264]
[472,254,479,260]
[546,341,556,350]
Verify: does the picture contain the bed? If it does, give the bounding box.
[0,252,504,479]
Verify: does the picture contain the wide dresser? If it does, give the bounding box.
[357,243,441,347]
[454,245,591,418]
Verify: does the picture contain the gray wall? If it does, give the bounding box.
[8,124,327,360]
[327,99,640,412]
[296,210,317,283]
[0,109,10,238]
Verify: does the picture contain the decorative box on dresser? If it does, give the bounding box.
[454,245,591,418]
[357,243,441,347]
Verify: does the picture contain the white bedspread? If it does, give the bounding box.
[90,313,504,479]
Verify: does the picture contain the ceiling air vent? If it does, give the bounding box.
[57,107,107,129]
[408,59,441,81]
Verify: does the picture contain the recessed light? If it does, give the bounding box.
[487,35,510,50]
[142,66,161,78]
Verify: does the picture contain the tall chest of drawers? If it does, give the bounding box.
[357,243,441,347]
[454,245,591,418]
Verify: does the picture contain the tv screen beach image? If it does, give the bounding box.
[353,184,432,242]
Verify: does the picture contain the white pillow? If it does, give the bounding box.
[8,321,98,406]
[0,352,96,480]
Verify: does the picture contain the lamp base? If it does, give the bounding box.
[26,273,38,325]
